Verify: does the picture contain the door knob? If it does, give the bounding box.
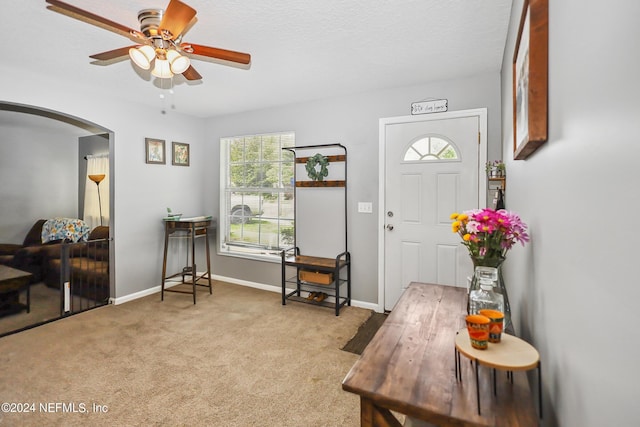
[386,224,394,231]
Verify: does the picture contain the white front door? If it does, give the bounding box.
[379,110,487,311]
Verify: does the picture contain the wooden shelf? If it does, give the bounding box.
[295,154,346,163]
[488,176,506,190]
[283,255,347,269]
[295,180,345,188]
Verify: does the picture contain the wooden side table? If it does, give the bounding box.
[455,329,542,418]
[0,265,32,315]
[161,217,214,304]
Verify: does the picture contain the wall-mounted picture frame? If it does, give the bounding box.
[145,138,165,164]
[172,142,190,166]
[512,0,548,160]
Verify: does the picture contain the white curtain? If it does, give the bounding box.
[84,154,110,230]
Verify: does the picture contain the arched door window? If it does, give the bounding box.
[403,136,459,161]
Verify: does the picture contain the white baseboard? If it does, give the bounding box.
[111,276,194,305]
[111,272,378,311]
[211,274,378,311]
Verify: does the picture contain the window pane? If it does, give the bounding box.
[404,149,421,161]
[258,218,280,249]
[229,164,245,187]
[441,146,458,159]
[262,162,280,188]
[221,132,295,258]
[244,136,260,162]
[244,163,261,187]
[279,219,295,247]
[279,192,294,219]
[282,161,294,188]
[229,138,244,163]
[281,133,295,148]
[262,136,280,161]
[403,136,459,162]
[430,137,447,154]
[282,148,294,162]
[413,138,429,156]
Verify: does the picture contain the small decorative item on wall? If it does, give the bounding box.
[411,98,448,115]
[305,153,329,181]
[172,142,190,166]
[512,0,548,160]
[145,138,165,164]
[485,160,506,177]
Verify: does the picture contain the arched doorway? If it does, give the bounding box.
[0,102,114,336]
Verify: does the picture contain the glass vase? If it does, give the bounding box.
[468,257,512,331]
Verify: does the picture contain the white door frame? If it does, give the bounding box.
[377,108,488,313]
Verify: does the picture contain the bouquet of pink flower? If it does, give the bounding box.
[450,208,529,261]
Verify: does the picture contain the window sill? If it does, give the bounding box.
[217,248,282,264]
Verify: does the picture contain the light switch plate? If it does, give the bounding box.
[358,202,373,213]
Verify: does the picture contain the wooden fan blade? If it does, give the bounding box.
[90,46,136,61]
[46,0,142,42]
[184,43,251,65]
[159,0,197,39]
[182,65,202,81]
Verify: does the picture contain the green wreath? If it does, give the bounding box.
[305,153,330,181]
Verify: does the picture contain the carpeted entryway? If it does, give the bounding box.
[0,280,372,426]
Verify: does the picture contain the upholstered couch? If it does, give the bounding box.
[0,219,48,282]
[43,226,109,302]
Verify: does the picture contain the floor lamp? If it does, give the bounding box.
[88,174,106,226]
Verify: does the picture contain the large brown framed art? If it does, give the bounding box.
[513,0,548,160]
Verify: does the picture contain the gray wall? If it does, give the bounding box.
[500,1,640,426]
[0,111,79,242]
[205,72,502,304]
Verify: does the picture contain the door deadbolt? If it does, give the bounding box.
[387,211,394,217]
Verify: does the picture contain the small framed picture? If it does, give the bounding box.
[172,142,190,166]
[145,138,165,164]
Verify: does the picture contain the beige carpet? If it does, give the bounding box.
[0,280,372,426]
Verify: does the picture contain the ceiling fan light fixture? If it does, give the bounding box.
[166,49,190,74]
[46,0,252,83]
[151,58,174,78]
[129,45,155,70]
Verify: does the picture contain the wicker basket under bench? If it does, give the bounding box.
[281,248,351,316]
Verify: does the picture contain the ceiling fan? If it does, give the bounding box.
[45,0,251,81]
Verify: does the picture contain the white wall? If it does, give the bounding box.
[0,112,78,242]
[0,66,208,299]
[500,1,640,425]
[205,72,502,304]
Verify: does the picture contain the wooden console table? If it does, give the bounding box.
[341,282,538,427]
[161,217,213,304]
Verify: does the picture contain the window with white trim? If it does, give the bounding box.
[219,132,295,260]
[403,136,459,161]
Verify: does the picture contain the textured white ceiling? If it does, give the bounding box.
[2,0,512,118]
